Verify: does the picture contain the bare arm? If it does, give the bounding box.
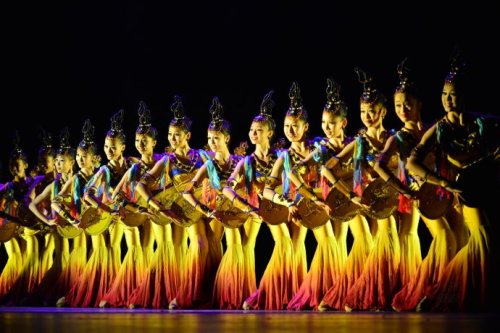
[406,124,458,192]
[221,158,257,212]
[51,174,80,224]
[29,183,56,225]
[25,175,45,201]
[181,163,212,216]
[82,169,113,212]
[262,155,297,207]
[111,169,129,201]
[373,135,414,197]
[136,156,169,206]
[321,140,356,196]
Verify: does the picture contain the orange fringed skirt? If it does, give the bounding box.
[344,216,401,311]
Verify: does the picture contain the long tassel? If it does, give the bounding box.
[199,150,221,191]
[127,163,141,201]
[102,166,112,201]
[71,176,81,218]
[320,176,329,201]
[159,156,171,190]
[434,124,453,200]
[435,152,452,200]
[83,166,112,202]
[352,136,364,197]
[397,159,412,214]
[281,150,291,198]
[312,140,327,163]
[0,184,13,226]
[201,178,217,210]
[244,156,259,207]
[50,175,61,219]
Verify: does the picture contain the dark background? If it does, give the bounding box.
[1,1,498,278]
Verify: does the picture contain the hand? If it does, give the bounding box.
[401,191,417,200]
[350,195,370,210]
[443,182,462,194]
[248,210,261,220]
[97,204,112,215]
[195,203,213,218]
[287,204,299,221]
[159,209,181,224]
[114,206,127,219]
[68,218,82,227]
[290,215,303,227]
[46,218,58,226]
[408,181,421,192]
[148,199,162,213]
[210,210,223,221]
[399,187,418,200]
[314,200,332,217]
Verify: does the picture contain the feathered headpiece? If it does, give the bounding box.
[260,90,275,119]
[396,58,413,92]
[109,109,125,136]
[9,131,27,172]
[168,95,192,132]
[12,131,22,155]
[80,119,95,148]
[58,127,72,153]
[171,95,185,121]
[445,46,466,85]
[137,100,152,133]
[287,81,303,116]
[209,96,224,131]
[325,78,348,116]
[354,66,385,105]
[39,128,53,150]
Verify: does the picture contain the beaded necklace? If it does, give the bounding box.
[252,151,277,177]
[171,149,201,173]
[213,154,241,181]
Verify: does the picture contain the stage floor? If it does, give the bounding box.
[0,307,498,333]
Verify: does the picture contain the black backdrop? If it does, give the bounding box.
[1,1,498,279]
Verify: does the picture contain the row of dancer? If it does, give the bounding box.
[0,55,498,311]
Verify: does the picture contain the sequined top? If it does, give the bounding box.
[170,149,204,179]
[436,113,498,162]
[0,177,35,214]
[236,149,279,195]
[85,157,135,203]
[312,136,354,179]
[356,128,396,173]
[211,154,243,187]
